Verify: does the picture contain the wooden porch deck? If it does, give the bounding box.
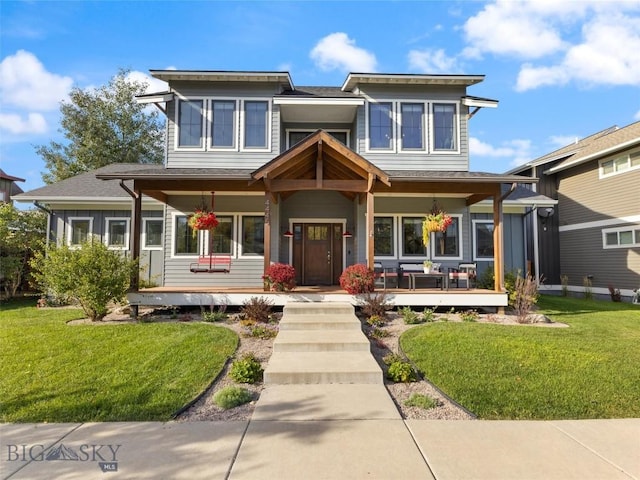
[129,285,508,309]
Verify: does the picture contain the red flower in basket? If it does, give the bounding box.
[188,210,219,232]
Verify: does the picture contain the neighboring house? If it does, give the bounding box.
[0,169,24,204]
[15,70,548,307]
[509,122,640,300]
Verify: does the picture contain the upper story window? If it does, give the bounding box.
[433,103,457,151]
[400,103,424,150]
[288,130,349,149]
[211,100,236,148]
[177,100,204,148]
[243,101,269,149]
[599,150,640,178]
[369,102,393,150]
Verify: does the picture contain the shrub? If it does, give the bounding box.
[477,266,516,303]
[399,305,422,325]
[422,307,435,322]
[560,275,569,297]
[404,393,439,410]
[583,276,593,300]
[367,315,386,327]
[213,386,253,410]
[245,325,278,339]
[262,263,296,292]
[229,353,263,383]
[241,296,274,323]
[30,241,137,321]
[359,292,393,318]
[339,264,375,294]
[369,327,390,339]
[201,304,228,322]
[512,273,539,323]
[460,309,479,322]
[382,353,404,365]
[387,361,417,382]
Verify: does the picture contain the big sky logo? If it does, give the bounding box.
[6,443,121,472]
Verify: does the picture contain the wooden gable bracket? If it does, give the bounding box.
[316,139,323,189]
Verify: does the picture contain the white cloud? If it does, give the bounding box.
[0,50,73,110]
[634,109,640,121]
[310,33,377,72]
[0,112,47,134]
[549,134,579,148]
[125,70,168,93]
[408,48,461,73]
[470,137,534,167]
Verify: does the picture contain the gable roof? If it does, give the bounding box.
[509,122,640,175]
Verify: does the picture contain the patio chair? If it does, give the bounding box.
[373,262,399,289]
[448,262,477,289]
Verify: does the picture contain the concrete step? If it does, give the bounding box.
[283,302,355,316]
[279,314,362,331]
[273,329,370,352]
[264,351,383,385]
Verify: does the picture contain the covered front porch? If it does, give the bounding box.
[129,285,508,309]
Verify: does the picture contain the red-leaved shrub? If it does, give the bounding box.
[262,263,296,291]
[339,264,375,294]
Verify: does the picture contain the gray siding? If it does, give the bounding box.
[560,228,639,291]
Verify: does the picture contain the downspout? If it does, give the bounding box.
[33,201,52,249]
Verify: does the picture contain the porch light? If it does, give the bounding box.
[283,230,294,238]
[343,231,353,238]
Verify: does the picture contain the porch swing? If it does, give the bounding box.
[189,192,232,273]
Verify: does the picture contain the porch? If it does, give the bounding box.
[128,285,508,309]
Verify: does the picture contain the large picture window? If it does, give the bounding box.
[241,216,264,256]
[244,101,268,148]
[105,218,129,250]
[177,100,204,147]
[433,103,457,151]
[473,221,494,260]
[400,103,424,150]
[433,216,461,259]
[209,216,234,254]
[174,215,198,255]
[67,218,92,247]
[369,103,393,149]
[211,100,236,148]
[401,217,426,257]
[374,217,394,256]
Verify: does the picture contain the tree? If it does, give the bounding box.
[0,203,47,298]
[30,241,138,321]
[36,69,164,184]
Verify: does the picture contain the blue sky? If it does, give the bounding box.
[1,0,639,193]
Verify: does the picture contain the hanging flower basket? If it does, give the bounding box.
[422,204,453,245]
[189,209,219,233]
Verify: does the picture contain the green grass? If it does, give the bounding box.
[400,296,640,420]
[0,298,238,422]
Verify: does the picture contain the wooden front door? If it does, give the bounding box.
[292,223,343,285]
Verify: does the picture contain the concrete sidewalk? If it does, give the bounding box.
[2,418,638,479]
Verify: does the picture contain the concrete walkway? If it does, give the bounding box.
[2,303,639,479]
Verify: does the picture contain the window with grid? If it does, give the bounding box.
[177,100,203,147]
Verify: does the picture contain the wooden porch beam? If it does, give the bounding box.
[263,194,271,291]
[316,140,323,189]
[366,192,375,268]
[493,188,504,292]
[466,193,492,206]
[269,179,368,192]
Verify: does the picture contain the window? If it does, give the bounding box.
[211,100,236,148]
[369,103,393,149]
[433,103,457,150]
[288,130,349,148]
[400,103,424,150]
[177,100,204,147]
[602,226,640,248]
[473,221,494,260]
[401,217,426,257]
[241,216,264,256]
[243,101,268,148]
[67,218,93,246]
[433,216,461,259]
[374,217,394,256]
[105,218,129,250]
[208,216,233,254]
[600,151,640,178]
[174,215,198,255]
[143,219,163,250]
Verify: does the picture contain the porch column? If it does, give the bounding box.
[366,191,375,268]
[263,193,271,291]
[493,189,504,292]
[129,183,142,318]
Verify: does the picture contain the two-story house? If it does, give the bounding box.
[16,70,545,308]
[0,169,24,204]
[510,121,640,300]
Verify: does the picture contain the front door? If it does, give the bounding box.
[292,223,343,285]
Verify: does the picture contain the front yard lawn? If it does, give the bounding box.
[0,299,238,422]
[400,296,640,420]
